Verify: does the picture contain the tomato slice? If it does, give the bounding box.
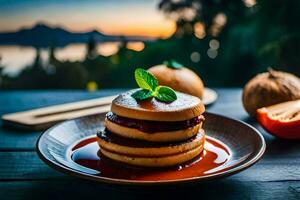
[256,100,300,139]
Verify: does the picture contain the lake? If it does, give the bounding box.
[0,42,145,76]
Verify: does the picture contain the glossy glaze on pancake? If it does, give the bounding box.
[111,89,205,121]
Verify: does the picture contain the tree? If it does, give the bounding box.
[158,0,247,38]
[254,0,300,76]
[86,36,97,59]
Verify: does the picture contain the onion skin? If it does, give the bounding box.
[148,65,204,99]
[242,69,300,117]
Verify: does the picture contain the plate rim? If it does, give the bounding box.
[36,112,266,186]
[203,88,218,106]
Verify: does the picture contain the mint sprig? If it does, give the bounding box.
[163,59,183,69]
[131,68,177,102]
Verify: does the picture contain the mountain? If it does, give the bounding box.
[0,23,155,47]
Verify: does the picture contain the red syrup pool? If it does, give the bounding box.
[70,136,232,181]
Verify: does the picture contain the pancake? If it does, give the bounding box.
[111,89,205,121]
[96,88,206,167]
[105,118,202,142]
[100,145,204,167]
[97,129,205,157]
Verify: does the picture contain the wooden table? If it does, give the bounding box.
[0,89,300,200]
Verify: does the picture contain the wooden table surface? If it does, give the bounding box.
[1,89,300,200]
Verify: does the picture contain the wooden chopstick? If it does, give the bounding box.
[2,95,117,131]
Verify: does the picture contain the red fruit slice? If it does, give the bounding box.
[256,100,300,139]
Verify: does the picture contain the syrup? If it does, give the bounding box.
[71,136,231,181]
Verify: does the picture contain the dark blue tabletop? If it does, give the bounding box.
[0,89,299,200]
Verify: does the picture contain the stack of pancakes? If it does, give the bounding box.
[97,90,205,167]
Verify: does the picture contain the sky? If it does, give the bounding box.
[0,0,176,38]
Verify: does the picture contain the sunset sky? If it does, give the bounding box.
[0,0,176,38]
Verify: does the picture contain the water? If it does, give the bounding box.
[0,42,144,76]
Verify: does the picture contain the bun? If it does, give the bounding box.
[148,65,204,99]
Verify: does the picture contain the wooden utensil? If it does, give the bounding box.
[2,95,117,131]
[2,88,218,131]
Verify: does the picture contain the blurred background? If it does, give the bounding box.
[0,0,299,90]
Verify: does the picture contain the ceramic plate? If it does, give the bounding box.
[37,112,265,185]
[203,88,218,106]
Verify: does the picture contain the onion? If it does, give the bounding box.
[242,68,300,116]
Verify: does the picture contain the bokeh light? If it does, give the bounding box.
[194,22,206,39]
[209,39,220,50]
[210,13,227,36]
[207,49,218,59]
[243,0,257,8]
[190,51,201,63]
[86,81,98,92]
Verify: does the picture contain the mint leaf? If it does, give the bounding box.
[132,68,177,102]
[163,59,183,69]
[154,86,177,102]
[134,68,158,91]
[131,89,153,101]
